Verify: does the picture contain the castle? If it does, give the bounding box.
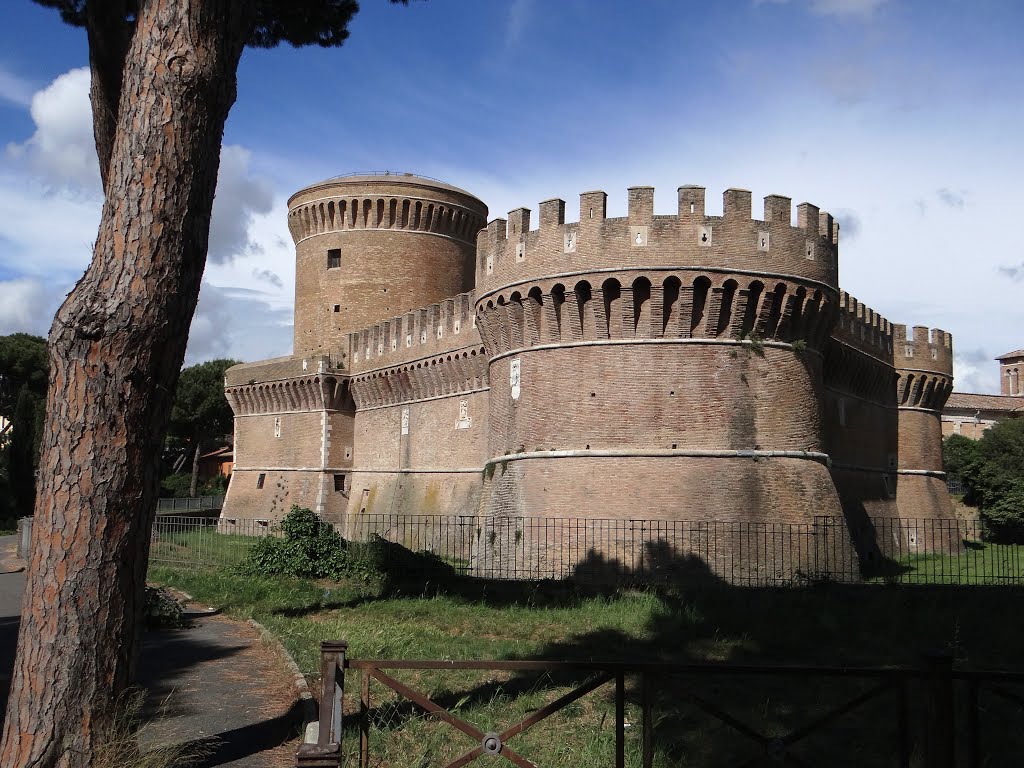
[221,173,956,576]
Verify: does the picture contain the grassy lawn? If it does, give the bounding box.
[148,563,1024,767]
[870,542,1024,584]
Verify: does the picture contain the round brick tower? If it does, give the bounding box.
[893,324,955,525]
[287,173,488,356]
[474,185,847,578]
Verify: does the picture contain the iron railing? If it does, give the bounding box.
[148,514,1024,587]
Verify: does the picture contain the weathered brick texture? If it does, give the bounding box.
[221,174,957,579]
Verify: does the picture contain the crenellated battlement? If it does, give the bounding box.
[347,291,482,373]
[831,291,894,362]
[892,324,954,374]
[475,185,840,299]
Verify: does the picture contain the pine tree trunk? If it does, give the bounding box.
[0,2,252,766]
[189,440,201,497]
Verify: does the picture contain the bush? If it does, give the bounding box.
[143,586,186,629]
[159,473,192,498]
[238,505,351,579]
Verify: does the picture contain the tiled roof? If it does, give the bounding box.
[945,392,1024,412]
[996,349,1024,360]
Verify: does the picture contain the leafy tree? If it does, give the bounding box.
[0,333,47,423]
[945,420,1024,541]
[3,2,412,766]
[942,433,982,503]
[8,386,43,516]
[169,358,239,496]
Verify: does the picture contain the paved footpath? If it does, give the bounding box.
[0,535,303,767]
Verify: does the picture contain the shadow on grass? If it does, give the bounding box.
[337,541,1024,767]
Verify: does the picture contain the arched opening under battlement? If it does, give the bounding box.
[763,283,787,339]
[690,276,711,337]
[632,276,652,336]
[715,279,738,338]
[602,278,622,338]
[661,276,681,337]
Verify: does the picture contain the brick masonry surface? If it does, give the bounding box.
[221,174,956,578]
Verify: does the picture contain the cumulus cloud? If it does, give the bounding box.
[5,69,273,267]
[0,66,35,107]
[186,281,292,365]
[6,67,99,192]
[0,278,58,335]
[252,268,283,288]
[954,347,998,394]
[207,145,275,264]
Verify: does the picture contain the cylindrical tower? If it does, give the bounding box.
[893,325,955,527]
[474,185,847,580]
[287,173,488,356]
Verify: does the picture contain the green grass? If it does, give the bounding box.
[148,564,1024,767]
[868,541,1024,585]
[149,525,265,569]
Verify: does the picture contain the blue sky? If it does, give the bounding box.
[0,0,1021,392]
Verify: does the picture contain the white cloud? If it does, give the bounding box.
[186,281,292,365]
[0,278,55,335]
[6,67,99,192]
[208,145,275,264]
[0,66,35,107]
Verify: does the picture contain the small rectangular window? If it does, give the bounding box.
[256,473,266,489]
[274,416,282,438]
[334,474,346,493]
[333,305,340,313]
[327,248,341,268]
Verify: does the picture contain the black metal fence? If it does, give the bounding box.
[149,513,1024,587]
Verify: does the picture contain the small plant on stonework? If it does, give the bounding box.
[484,463,495,481]
[747,330,765,357]
[792,338,808,355]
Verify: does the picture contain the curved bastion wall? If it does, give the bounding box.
[474,185,847,548]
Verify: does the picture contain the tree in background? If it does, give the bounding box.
[169,358,239,496]
[3,2,412,766]
[8,386,44,516]
[943,420,1024,541]
[0,334,48,520]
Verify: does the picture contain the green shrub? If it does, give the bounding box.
[238,505,351,579]
[143,586,186,630]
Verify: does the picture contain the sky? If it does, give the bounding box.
[0,0,1021,392]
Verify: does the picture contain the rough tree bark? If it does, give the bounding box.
[0,1,254,765]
